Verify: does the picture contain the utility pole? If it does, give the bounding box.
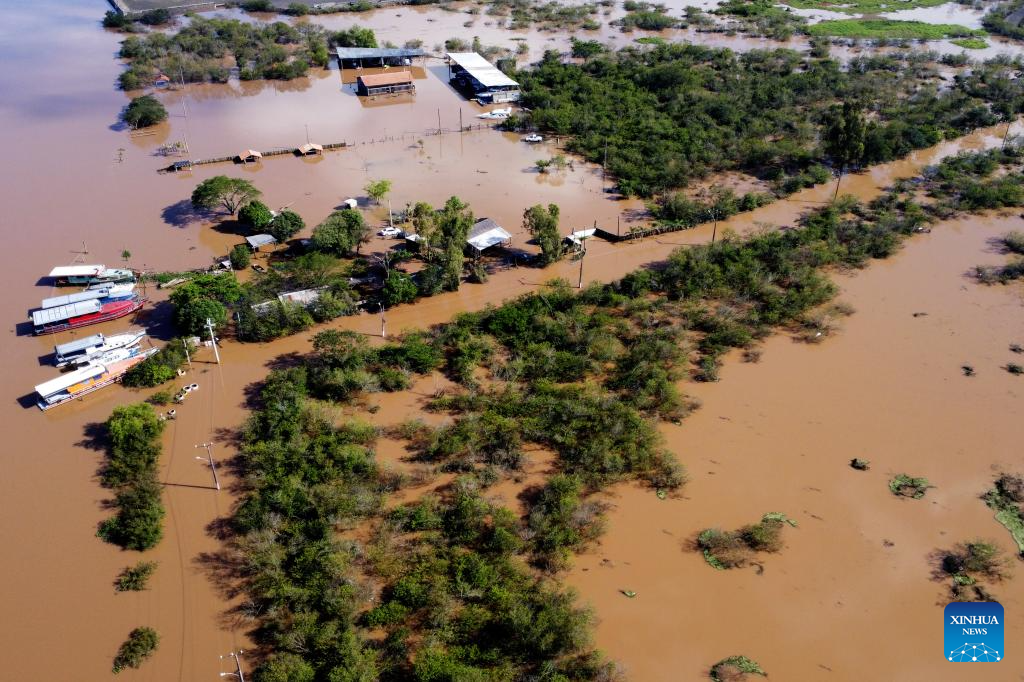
[194,443,220,491]
[711,207,718,245]
[305,123,310,144]
[220,650,246,681]
[437,108,442,135]
[205,318,221,364]
[1002,116,1013,149]
[388,198,393,228]
[379,302,387,339]
[182,338,192,370]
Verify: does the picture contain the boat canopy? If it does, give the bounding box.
[34,363,105,398]
[41,289,109,309]
[31,299,101,327]
[49,265,105,278]
[54,334,105,357]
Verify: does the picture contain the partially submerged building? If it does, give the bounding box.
[466,218,512,255]
[245,234,277,251]
[335,47,425,69]
[446,52,520,104]
[356,71,415,97]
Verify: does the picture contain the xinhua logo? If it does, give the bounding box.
[944,602,1004,662]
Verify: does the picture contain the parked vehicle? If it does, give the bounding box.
[378,227,403,238]
[522,134,543,143]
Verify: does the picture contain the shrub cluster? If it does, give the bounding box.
[697,512,795,569]
[517,45,1022,196]
[96,404,165,552]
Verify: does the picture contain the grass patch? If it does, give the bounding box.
[984,474,1024,555]
[889,473,933,499]
[783,0,948,13]
[951,37,989,49]
[807,19,983,39]
[710,655,767,681]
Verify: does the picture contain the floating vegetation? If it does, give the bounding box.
[698,513,795,569]
[889,473,933,499]
[710,655,767,681]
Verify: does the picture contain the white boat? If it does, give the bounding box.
[56,330,146,367]
[477,107,512,120]
[36,347,158,410]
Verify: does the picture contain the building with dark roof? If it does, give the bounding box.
[335,47,426,69]
[356,71,415,97]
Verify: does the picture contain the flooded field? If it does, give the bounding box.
[1,0,1023,679]
[566,213,1024,680]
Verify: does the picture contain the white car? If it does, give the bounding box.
[378,227,402,238]
[522,134,543,143]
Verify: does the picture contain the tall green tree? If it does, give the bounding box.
[523,203,563,265]
[435,197,475,291]
[311,210,369,256]
[269,209,305,242]
[364,179,392,205]
[238,200,274,231]
[823,102,866,198]
[191,176,262,215]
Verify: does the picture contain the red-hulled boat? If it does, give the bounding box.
[32,295,145,335]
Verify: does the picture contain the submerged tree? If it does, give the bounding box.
[122,95,167,128]
[823,102,866,199]
[364,178,392,205]
[311,209,369,256]
[191,176,262,215]
[524,203,563,265]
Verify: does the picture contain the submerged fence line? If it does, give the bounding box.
[158,122,502,173]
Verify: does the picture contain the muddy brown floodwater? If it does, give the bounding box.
[0,0,1022,679]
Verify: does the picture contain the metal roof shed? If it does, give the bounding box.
[297,143,324,156]
[335,47,425,68]
[466,218,512,254]
[245,234,278,251]
[446,53,519,88]
[238,149,263,163]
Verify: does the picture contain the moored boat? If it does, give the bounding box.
[47,265,136,286]
[35,346,158,410]
[55,330,146,367]
[31,295,145,335]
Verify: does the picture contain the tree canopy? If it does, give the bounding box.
[191,176,262,215]
[122,95,167,128]
[238,200,274,231]
[523,203,563,265]
[364,178,392,204]
[311,209,369,256]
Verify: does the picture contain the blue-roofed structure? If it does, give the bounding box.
[335,47,426,68]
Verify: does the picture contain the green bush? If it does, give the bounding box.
[112,627,159,673]
[230,244,252,270]
[269,209,305,242]
[115,561,157,592]
[889,473,932,499]
[239,200,274,231]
